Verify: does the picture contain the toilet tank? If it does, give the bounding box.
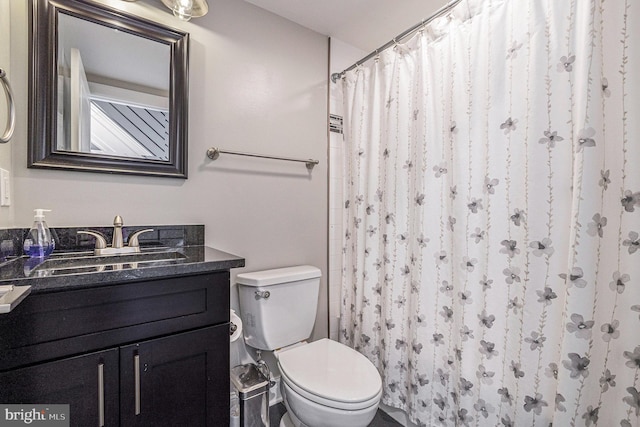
[236,265,321,351]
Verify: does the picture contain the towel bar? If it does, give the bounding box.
[206,147,319,170]
[0,68,15,144]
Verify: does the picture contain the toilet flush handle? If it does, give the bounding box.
[255,290,270,300]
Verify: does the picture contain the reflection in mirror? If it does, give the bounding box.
[29,0,189,178]
[56,13,171,161]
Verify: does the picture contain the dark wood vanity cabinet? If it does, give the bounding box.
[119,325,229,427]
[0,348,121,426]
[0,272,231,427]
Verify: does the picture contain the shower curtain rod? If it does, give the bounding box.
[330,0,463,83]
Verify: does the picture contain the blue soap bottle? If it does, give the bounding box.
[23,209,55,258]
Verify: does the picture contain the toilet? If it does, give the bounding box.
[236,265,382,427]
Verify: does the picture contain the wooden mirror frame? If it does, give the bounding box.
[29,0,189,178]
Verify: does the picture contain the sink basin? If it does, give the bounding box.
[27,250,187,276]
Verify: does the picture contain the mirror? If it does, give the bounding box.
[29,0,189,178]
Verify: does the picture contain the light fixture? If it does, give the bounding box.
[161,0,208,21]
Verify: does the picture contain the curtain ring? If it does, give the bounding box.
[0,69,16,144]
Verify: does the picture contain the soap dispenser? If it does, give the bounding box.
[23,209,55,258]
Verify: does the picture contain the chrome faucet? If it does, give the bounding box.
[78,216,153,256]
[112,215,124,249]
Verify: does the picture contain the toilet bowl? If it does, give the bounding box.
[276,338,382,427]
[236,266,382,427]
[281,381,381,427]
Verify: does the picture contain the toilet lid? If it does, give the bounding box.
[278,339,382,405]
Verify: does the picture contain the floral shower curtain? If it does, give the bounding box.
[339,0,639,426]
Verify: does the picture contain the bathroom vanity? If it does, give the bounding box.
[0,225,244,427]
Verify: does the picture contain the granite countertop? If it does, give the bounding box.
[0,225,245,296]
[0,246,245,294]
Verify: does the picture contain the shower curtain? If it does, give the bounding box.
[339,0,639,426]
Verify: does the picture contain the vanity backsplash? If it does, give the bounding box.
[0,225,204,261]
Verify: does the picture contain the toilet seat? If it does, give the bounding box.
[280,369,382,411]
[277,339,382,411]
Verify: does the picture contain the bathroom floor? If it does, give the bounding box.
[269,403,403,426]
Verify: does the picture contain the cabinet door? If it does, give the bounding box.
[120,325,229,427]
[0,348,119,427]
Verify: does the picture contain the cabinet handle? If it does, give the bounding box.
[98,363,105,427]
[134,354,141,416]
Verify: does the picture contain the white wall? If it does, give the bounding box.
[4,0,329,340]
